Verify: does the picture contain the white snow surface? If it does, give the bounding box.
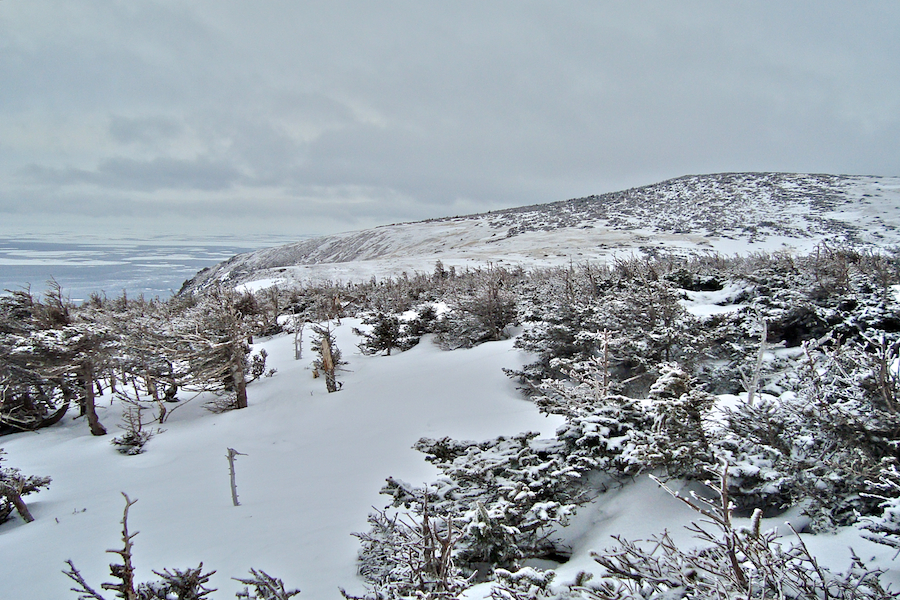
[0,323,566,599]
[679,282,749,317]
[3,320,898,598]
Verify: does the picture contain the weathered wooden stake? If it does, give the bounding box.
[226,447,247,507]
[294,319,304,360]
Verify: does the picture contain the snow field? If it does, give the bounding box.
[0,320,563,599]
[2,316,899,598]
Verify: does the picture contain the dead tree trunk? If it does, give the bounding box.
[321,336,337,393]
[0,483,35,523]
[226,447,247,506]
[230,346,248,409]
[81,362,107,436]
[294,321,304,360]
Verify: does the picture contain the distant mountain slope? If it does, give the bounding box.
[182,173,900,291]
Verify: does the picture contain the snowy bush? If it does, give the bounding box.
[353,312,423,356]
[247,349,275,381]
[588,466,896,600]
[860,464,900,552]
[435,266,519,350]
[488,464,897,600]
[531,363,714,480]
[355,431,595,588]
[63,494,299,600]
[513,269,704,397]
[708,332,900,526]
[0,448,50,524]
[509,249,900,529]
[348,500,470,599]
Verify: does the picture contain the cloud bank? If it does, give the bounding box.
[2,1,899,238]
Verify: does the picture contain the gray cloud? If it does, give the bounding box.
[19,157,241,192]
[2,1,899,237]
[109,116,184,145]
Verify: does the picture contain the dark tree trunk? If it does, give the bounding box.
[81,363,107,436]
[0,484,35,523]
[230,347,248,409]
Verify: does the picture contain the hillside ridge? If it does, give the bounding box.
[181,172,900,292]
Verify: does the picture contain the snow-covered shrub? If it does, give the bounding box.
[357,431,594,586]
[396,434,585,567]
[531,362,714,480]
[489,566,560,600]
[354,313,405,356]
[64,494,299,600]
[405,304,440,338]
[234,569,302,600]
[512,250,900,528]
[713,366,900,525]
[435,266,519,349]
[584,466,896,600]
[353,312,424,356]
[110,397,156,455]
[512,302,606,384]
[247,349,275,381]
[110,429,154,456]
[722,332,900,526]
[0,448,50,524]
[551,395,650,477]
[860,464,900,552]
[435,296,517,349]
[133,565,217,599]
[487,462,898,599]
[513,268,704,397]
[348,500,470,599]
[710,395,797,515]
[639,365,715,478]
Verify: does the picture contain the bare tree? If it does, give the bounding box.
[170,287,255,410]
[312,324,344,393]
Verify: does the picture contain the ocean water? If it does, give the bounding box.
[0,235,303,303]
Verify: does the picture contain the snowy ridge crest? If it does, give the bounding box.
[182,172,900,291]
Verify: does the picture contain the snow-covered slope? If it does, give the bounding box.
[0,325,565,599]
[3,322,897,599]
[183,173,900,292]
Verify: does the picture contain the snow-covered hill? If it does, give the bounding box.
[182,173,900,292]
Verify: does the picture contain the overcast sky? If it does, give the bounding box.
[2,1,899,240]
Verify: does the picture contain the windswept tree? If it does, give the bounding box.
[0,448,50,524]
[109,295,187,423]
[171,287,255,410]
[0,288,67,433]
[1,283,116,436]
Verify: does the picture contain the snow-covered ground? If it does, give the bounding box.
[0,323,565,598]
[2,318,898,598]
[5,172,900,598]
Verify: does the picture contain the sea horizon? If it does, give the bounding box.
[0,233,307,303]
